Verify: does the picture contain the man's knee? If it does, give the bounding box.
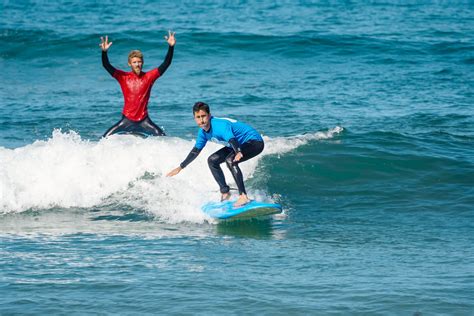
[208,154,220,167]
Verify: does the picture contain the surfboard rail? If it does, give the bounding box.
[202,200,282,220]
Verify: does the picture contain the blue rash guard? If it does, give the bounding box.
[180,117,263,169]
[195,117,263,150]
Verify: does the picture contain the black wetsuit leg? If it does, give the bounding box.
[208,147,233,194]
[208,140,264,195]
[103,116,165,137]
[138,116,166,136]
[102,116,134,138]
[225,140,264,195]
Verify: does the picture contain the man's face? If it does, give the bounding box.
[194,110,211,131]
[128,57,143,75]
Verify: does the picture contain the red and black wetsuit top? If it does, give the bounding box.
[102,46,174,122]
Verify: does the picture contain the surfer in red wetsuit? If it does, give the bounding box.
[99,31,176,137]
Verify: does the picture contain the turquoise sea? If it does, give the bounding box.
[1,1,473,315]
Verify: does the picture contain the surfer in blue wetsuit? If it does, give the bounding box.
[166,102,264,207]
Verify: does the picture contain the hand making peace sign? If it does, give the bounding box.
[165,30,176,47]
[99,35,113,52]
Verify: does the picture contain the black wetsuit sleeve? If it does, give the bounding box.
[157,45,174,76]
[180,147,201,169]
[102,51,116,76]
[228,138,242,153]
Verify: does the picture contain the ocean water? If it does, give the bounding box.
[1,1,473,315]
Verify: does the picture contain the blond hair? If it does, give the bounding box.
[128,50,144,63]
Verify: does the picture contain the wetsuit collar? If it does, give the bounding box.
[131,71,144,77]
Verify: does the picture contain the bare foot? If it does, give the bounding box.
[221,193,231,202]
[233,195,250,207]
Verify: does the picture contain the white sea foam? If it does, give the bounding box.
[262,126,344,155]
[0,127,343,222]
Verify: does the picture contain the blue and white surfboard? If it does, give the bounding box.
[202,200,282,220]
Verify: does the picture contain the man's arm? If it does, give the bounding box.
[222,122,243,161]
[228,138,241,154]
[228,138,244,162]
[157,30,176,75]
[157,46,174,75]
[102,51,116,76]
[166,147,201,177]
[99,36,116,76]
[179,147,201,169]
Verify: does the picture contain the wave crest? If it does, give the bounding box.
[0,127,343,222]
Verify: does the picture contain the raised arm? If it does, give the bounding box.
[157,31,176,75]
[99,36,116,76]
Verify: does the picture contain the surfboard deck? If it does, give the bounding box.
[202,200,282,220]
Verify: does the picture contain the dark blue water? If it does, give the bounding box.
[1,1,473,314]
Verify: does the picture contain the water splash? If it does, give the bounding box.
[0,127,343,222]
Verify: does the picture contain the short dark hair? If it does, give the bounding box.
[193,102,210,114]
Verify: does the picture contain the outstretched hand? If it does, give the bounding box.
[164,30,176,46]
[99,35,113,52]
[166,166,182,177]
